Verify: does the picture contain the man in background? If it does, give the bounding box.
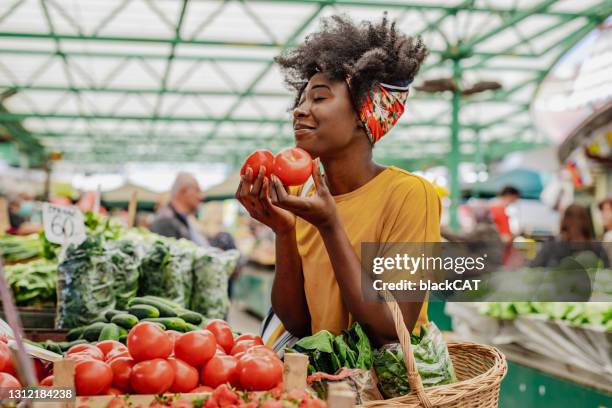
[150,172,207,246]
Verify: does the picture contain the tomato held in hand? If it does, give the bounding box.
[206,320,234,354]
[272,147,313,186]
[74,359,113,396]
[237,353,283,391]
[109,356,135,392]
[127,322,172,362]
[174,330,216,367]
[130,358,174,395]
[168,358,199,393]
[67,344,104,361]
[201,355,239,388]
[241,150,274,178]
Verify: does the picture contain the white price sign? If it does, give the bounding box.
[42,203,86,246]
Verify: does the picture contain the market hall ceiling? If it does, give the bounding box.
[0,0,610,168]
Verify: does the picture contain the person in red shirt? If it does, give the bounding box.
[489,186,520,243]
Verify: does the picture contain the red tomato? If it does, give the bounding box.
[230,339,259,355]
[40,375,54,387]
[0,372,21,388]
[109,356,135,392]
[166,330,183,348]
[105,387,125,396]
[2,354,16,376]
[201,355,239,388]
[0,342,9,373]
[67,344,104,361]
[33,358,48,381]
[74,359,113,396]
[241,150,274,179]
[174,330,216,367]
[272,147,313,186]
[96,340,127,360]
[212,384,238,406]
[234,334,264,345]
[244,345,278,360]
[167,358,199,393]
[215,344,226,355]
[206,320,234,354]
[237,354,283,391]
[190,385,213,393]
[130,358,174,395]
[106,349,131,363]
[127,322,172,362]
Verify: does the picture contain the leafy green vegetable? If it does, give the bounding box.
[106,240,141,309]
[0,234,43,262]
[373,322,456,399]
[56,236,116,328]
[3,259,56,306]
[480,302,612,328]
[290,323,373,375]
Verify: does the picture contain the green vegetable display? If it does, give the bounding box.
[0,234,43,262]
[3,259,56,306]
[56,236,116,328]
[106,239,140,309]
[479,302,612,329]
[290,322,373,375]
[373,322,456,399]
[191,247,240,319]
[138,239,194,308]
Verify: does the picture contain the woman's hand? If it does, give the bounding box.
[236,166,296,234]
[270,158,339,231]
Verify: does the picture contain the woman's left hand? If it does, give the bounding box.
[269,158,339,230]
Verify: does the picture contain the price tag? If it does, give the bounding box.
[42,203,86,246]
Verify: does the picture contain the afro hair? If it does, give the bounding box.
[275,14,428,109]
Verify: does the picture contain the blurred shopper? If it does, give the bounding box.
[531,204,609,267]
[150,172,207,246]
[598,198,612,261]
[7,196,42,235]
[489,185,520,242]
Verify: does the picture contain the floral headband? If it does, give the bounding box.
[355,79,412,144]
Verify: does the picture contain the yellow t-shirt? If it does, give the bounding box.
[295,166,441,335]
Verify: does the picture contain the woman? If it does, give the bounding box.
[236,15,439,346]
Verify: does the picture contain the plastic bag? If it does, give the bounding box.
[56,236,116,329]
[190,247,239,319]
[373,322,456,399]
[138,238,194,308]
[106,239,141,310]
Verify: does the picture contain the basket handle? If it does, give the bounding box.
[382,290,433,408]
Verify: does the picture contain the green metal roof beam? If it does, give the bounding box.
[0,32,541,58]
[253,0,606,18]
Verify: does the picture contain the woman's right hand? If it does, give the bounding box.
[236,166,296,234]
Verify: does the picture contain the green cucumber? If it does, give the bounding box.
[184,322,201,332]
[128,297,177,317]
[119,334,128,345]
[61,339,87,351]
[111,313,139,329]
[98,323,121,341]
[128,304,160,319]
[90,315,108,324]
[104,309,124,322]
[82,322,107,342]
[141,295,183,310]
[142,317,188,332]
[66,327,84,341]
[178,311,204,325]
[118,327,128,337]
[43,341,62,355]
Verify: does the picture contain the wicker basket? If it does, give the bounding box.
[360,293,507,408]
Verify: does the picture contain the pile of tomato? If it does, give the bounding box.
[0,320,284,398]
